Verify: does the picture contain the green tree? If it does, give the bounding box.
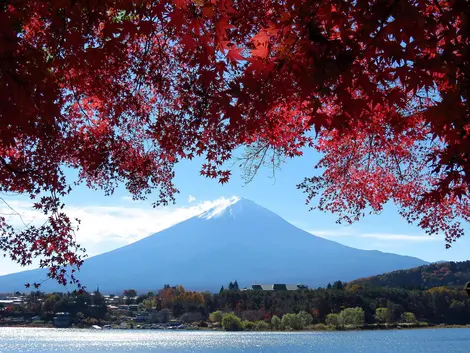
[281,313,303,330]
[375,308,389,323]
[242,320,255,330]
[90,290,107,319]
[339,307,365,326]
[271,315,281,330]
[222,313,243,331]
[76,312,85,322]
[209,310,223,323]
[42,294,59,313]
[255,320,269,331]
[52,297,71,314]
[332,281,344,290]
[228,281,240,291]
[386,301,404,323]
[450,299,465,312]
[142,298,157,310]
[297,311,313,327]
[326,313,340,327]
[401,312,418,324]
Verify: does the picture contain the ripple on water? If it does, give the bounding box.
[1,327,470,353]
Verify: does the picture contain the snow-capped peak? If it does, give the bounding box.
[198,196,241,220]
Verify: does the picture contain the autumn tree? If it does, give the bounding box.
[1,0,470,286]
[123,289,137,298]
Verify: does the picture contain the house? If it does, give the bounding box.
[103,295,120,305]
[53,312,72,328]
[135,312,150,322]
[245,284,309,291]
[129,304,139,311]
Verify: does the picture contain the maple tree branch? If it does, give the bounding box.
[391,150,405,181]
[134,13,159,93]
[363,0,401,55]
[244,145,269,184]
[0,197,31,228]
[366,135,374,172]
[0,157,33,175]
[69,82,94,125]
[237,142,281,184]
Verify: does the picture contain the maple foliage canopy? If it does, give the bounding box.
[1,0,469,286]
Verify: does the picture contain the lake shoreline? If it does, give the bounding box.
[1,322,470,332]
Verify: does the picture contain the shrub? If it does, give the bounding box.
[375,308,388,323]
[326,313,340,327]
[242,320,255,330]
[222,313,243,331]
[209,310,223,323]
[338,307,365,327]
[401,312,418,324]
[254,320,269,331]
[271,315,281,330]
[84,317,99,326]
[298,311,313,328]
[312,323,328,330]
[76,312,85,321]
[281,313,303,330]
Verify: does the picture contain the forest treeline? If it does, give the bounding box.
[3,262,470,329]
[350,261,470,289]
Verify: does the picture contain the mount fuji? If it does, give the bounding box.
[0,198,427,293]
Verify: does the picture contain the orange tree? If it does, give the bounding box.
[1,0,469,286]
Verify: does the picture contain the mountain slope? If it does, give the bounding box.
[349,261,470,289]
[0,198,428,293]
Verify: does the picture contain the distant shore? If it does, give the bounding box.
[2,322,470,332]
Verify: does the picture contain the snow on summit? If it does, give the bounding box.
[198,196,241,219]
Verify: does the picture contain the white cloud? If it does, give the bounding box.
[360,233,439,242]
[120,196,142,203]
[309,228,356,238]
[309,228,439,243]
[188,195,196,203]
[0,196,237,273]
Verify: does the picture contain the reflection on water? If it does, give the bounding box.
[1,327,470,353]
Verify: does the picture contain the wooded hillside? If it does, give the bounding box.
[349,261,470,290]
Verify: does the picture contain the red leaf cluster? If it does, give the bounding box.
[1,0,469,285]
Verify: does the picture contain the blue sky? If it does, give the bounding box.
[0,147,468,275]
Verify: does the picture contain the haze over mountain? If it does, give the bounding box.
[0,198,427,293]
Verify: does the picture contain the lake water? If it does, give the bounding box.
[1,327,470,352]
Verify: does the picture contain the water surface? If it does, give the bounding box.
[1,327,469,352]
